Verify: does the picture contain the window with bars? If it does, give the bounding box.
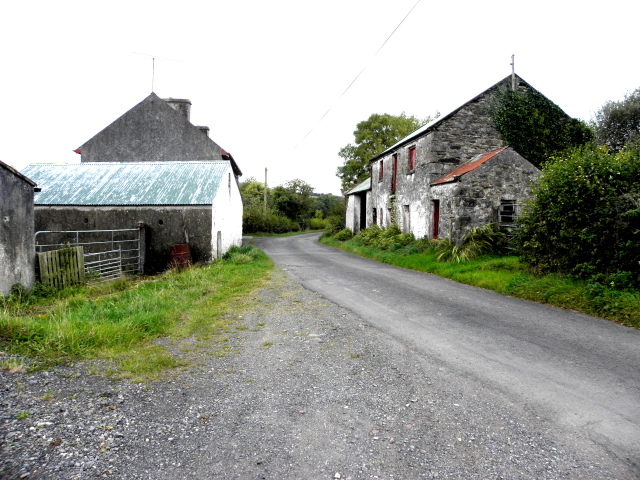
[498,200,520,225]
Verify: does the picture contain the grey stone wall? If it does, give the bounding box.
[79,93,223,163]
[0,164,35,295]
[33,205,213,273]
[431,149,539,243]
[368,78,540,240]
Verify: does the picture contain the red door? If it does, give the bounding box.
[432,200,440,239]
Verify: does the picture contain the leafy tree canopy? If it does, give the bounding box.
[592,87,640,153]
[489,85,593,168]
[336,112,434,192]
[272,179,315,228]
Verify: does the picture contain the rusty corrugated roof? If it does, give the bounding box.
[21,162,230,205]
[431,147,508,185]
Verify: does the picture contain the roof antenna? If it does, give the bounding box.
[510,54,516,90]
[133,52,183,93]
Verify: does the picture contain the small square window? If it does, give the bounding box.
[499,200,518,225]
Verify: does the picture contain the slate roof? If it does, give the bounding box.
[345,177,371,195]
[431,147,509,185]
[370,74,528,163]
[21,162,230,206]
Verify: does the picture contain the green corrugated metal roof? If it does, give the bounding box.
[345,177,371,195]
[21,162,230,205]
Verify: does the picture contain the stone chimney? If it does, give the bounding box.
[197,126,210,137]
[163,98,192,121]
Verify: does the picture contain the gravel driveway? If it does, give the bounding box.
[1,269,635,479]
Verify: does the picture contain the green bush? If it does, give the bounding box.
[308,217,327,230]
[353,225,382,245]
[324,215,346,236]
[518,144,640,289]
[243,206,300,234]
[333,228,353,241]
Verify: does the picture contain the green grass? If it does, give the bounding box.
[0,246,273,381]
[320,236,640,328]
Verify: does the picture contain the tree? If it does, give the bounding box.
[336,112,433,192]
[593,88,640,153]
[489,85,593,168]
[239,177,268,209]
[272,179,315,228]
[314,193,343,219]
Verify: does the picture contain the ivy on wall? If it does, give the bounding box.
[488,83,593,168]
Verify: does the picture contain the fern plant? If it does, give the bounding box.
[436,223,507,263]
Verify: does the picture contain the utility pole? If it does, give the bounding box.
[264,168,268,215]
[510,54,516,90]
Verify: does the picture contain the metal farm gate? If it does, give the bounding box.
[35,228,144,282]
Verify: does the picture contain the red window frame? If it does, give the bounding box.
[408,146,416,170]
[392,154,398,193]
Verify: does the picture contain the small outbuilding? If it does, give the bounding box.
[429,147,539,240]
[345,177,371,234]
[0,159,37,295]
[21,161,242,273]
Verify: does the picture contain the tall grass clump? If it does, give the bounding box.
[435,223,507,262]
[0,245,272,377]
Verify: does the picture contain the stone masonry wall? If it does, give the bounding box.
[369,77,538,240]
[0,166,35,294]
[33,206,213,273]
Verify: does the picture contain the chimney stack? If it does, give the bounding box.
[163,98,192,121]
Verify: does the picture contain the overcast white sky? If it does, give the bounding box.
[1,0,638,195]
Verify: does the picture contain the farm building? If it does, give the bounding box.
[0,159,37,295]
[346,74,552,241]
[21,162,242,273]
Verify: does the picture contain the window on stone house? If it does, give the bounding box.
[498,200,518,225]
[408,146,416,171]
[403,205,410,233]
[378,160,384,182]
[372,208,377,225]
[379,208,383,225]
[392,154,398,193]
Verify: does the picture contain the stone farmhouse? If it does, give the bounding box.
[0,159,37,295]
[345,74,544,242]
[22,94,243,272]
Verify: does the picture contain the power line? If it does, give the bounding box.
[293,0,422,149]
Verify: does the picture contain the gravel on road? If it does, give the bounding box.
[1,269,634,479]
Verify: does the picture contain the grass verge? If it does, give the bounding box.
[0,245,273,381]
[248,229,323,237]
[320,236,640,329]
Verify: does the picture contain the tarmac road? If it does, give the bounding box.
[3,233,640,479]
[252,233,640,476]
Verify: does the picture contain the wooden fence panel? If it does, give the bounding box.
[38,247,85,289]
